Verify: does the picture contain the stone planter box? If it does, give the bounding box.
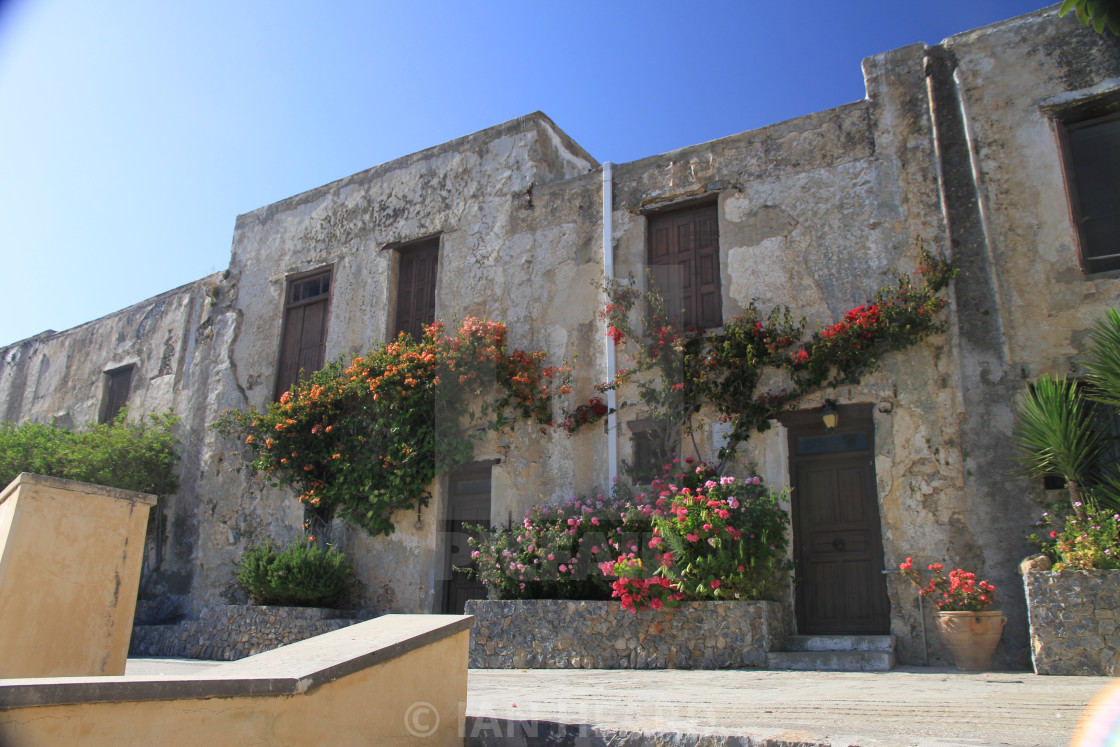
[1023,569,1120,675]
[465,599,791,669]
[130,604,376,661]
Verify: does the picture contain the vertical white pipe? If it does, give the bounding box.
[602,162,618,489]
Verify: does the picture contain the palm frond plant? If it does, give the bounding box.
[1013,374,1100,521]
[1085,309,1120,408]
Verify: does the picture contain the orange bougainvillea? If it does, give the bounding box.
[216,317,574,537]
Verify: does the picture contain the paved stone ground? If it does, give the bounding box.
[463,667,1115,746]
[127,660,1115,746]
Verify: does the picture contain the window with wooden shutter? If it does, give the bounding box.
[274,267,332,401]
[99,366,134,424]
[394,239,439,340]
[1057,107,1120,274]
[647,203,722,331]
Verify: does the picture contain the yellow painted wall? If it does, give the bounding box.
[0,474,155,678]
[0,629,468,747]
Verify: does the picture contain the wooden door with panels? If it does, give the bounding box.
[781,404,890,634]
[442,461,494,614]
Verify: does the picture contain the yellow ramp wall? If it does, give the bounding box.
[0,614,472,747]
[0,473,155,678]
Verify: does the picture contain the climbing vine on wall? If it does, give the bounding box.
[597,242,957,471]
[216,318,574,537]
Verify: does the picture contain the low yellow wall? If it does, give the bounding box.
[0,614,472,747]
[0,473,155,678]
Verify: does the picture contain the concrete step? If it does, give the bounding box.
[766,649,896,672]
[781,634,896,653]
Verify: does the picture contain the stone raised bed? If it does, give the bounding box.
[130,604,376,661]
[1023,569,1120,675]
[466,599,791,669]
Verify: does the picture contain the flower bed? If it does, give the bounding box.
[465,599,790,669]
[1023,570,1120,675]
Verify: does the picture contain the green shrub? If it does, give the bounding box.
[235,541,353,607]
[0,410,179,495]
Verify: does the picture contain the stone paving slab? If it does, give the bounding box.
[463,667,1115,746]
[126,660,1114,745]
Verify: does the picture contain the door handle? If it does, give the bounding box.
[833,537,846,552]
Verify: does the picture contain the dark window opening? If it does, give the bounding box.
[627,419,669,483]
[100,366,134,424]
[275,267,333,401]
[647,202,722,331]
[394,239,439,340]
[1057,107,1120,274]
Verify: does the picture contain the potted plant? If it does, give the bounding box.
[1013,309,1120,675]
[901,558,1004,671]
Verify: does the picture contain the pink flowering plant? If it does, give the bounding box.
[644,461,791,603]
[469,458,792,612]
[1027,501,1120,571]
[899,558,997,612]
[466,490,659,600]
[604,556,685,611]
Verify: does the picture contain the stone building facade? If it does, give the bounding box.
[1,7,1118,667]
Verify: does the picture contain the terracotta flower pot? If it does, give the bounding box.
[935,610,1006,671]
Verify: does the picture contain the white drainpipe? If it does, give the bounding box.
[602,162,618,488]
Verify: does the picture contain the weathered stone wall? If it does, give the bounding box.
[0,277,227,617]
[466,599,790,669]
[0,7,1116,671]
[193,112,609,617]
[129,604,375,661]
[1023,570,1120,676]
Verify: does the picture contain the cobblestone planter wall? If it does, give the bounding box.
[1023,570,1120,675]
[129,605,375,661]
[466,599,791,669]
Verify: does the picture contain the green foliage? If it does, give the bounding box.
[1028,501,1120,570]
[1085,308,1120,409]
[1015,310,1120,518]
[600,242,956,468]
[470,460,792,610]
[216,318,572,537]
[1013,375,1102,510]
[1059,0,1120,35]
[235,540,353,607]
[467,490,654,601]
[649,463,791,602]
[0,410,179,495]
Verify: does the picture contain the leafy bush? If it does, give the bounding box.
[1028,502,1120,571]
[0,410,179,495]
[468,459,792,611]
[467,490,656,601]
[647,463,791,603]
[236,540,353,607]
[1016,309,1120,525]
[215,317,574,537]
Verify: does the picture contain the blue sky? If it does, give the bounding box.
[0,0,1051,347]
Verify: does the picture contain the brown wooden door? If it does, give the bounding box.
[787,406,890,634]
[647,203,721,331]
[442,462,493,614]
